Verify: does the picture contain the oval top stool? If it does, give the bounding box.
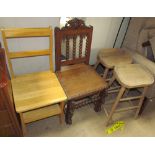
[104,64,154,126]
[94,48,133,80]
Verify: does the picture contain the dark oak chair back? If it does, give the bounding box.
[55,18,93,71]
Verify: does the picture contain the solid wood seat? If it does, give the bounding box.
[57,63,107,100]
[2,27,67,135]
[94,48,132,79]
[12,71,66,113]
[55,18,107,124]
[101,52,132,68]
[114,64,154,88]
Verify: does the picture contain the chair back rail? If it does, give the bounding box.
[55,18,93,71]
[1,27,53,78]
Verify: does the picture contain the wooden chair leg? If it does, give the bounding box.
[135,86,149,118]
[103,67,109,79]
[59,102,65,124]
[106,86,126,126]
[19,113,26,136]
[94,60,100,69]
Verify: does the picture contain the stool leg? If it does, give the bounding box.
[103,67,109,79]
[106,86,126,126]
[94,60,100,69]
[135,86,149,118]
[108,75,115,87]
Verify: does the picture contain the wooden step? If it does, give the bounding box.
[23,104,61,124]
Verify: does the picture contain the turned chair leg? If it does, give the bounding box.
[106,86,126,126]
[59,102,65,124]
[94,90,105,112]
[135,86,148,118]
[65,101,74,125]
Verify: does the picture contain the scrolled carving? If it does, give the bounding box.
[63,18,86,29]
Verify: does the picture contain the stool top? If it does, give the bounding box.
[114,64,154,88]
[98,48,132,68]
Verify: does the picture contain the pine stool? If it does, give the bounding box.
[94,48,132,80]
[104,64,154,126]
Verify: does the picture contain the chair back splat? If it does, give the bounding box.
[55,18,93,71]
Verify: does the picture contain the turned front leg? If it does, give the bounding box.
[94,90,106,112]
[65,101,74,125]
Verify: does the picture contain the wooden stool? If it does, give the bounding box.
[94,48,132,80]
[104,64,154,126]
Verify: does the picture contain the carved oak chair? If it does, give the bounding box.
[2,27,67,135]
[55,18,107,124]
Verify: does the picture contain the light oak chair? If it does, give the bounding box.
[2,27,67,135]
[104,64,154,126]
[55,18,107,124]
[94,48,132,80]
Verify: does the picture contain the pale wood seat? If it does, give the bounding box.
[12,71,66,113]
[94,48,132,79]
[114,64,154,88]
[2,27,67,135]
[104,64,154,126]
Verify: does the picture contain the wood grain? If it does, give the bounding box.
[57,64,107,100]
[2,27,52,38]
[9,49,50,59]
[23,104,61,123]
[12,71,67,113]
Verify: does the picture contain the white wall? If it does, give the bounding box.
[0,17,60,76]
[0,17,124,75]
[86,17,123,64]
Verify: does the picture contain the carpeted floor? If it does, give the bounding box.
[26,92,155,137]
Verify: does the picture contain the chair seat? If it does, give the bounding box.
[11,71,67,113]
[56,64,107,100]
[98,48,132,68]
[114,64,154,88]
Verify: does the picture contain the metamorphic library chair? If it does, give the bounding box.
[2,27,67,135]
[55,18,107,124]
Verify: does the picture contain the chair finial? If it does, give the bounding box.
[64,18,86,29]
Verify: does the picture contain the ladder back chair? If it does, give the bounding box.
[2,27,67,135]
[55,18,107,124]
